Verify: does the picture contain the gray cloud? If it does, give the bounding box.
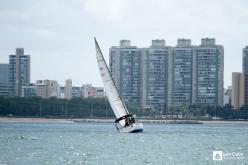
[0,0,248,87]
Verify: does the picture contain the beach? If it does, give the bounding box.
[0,117,73,123]
[0,117,248,125]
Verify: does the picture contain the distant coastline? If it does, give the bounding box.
[0,117,74,123]
[1,117,248,125]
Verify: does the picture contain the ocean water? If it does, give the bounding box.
[0,122,247,165]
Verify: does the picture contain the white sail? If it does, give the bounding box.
[95,38,129,126]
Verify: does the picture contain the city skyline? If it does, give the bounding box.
[110,38,224,110]
[1,0,248,87]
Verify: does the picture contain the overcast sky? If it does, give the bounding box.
[0,0,248,87]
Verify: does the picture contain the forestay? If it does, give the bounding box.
[94,38,129,126]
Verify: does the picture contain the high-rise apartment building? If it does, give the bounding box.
[195,38,224,106]
[0,64,10,96]
[110,38,224,111]
[64,79,72,100]
[231,72,244,109]
[242,46,248,104]
[110,40,141,108]
[141,40,171,111]
[242,46,248,73]
[170,39,194,108]
[245,75,248,104]
[9,48,30,96]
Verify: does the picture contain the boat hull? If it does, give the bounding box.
[119,122,143,133]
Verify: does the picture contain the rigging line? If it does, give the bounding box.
[94,38,129,115]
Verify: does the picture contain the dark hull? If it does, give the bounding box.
[130,129,143,133]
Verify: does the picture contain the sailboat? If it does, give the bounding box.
[94,38,143,133]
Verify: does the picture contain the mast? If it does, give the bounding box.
[94,38,129,121]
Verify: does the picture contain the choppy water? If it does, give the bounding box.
[0,122,247,165]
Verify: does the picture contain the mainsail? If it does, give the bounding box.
[94,38,129,126]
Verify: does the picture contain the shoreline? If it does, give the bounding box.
[0,117,74,123]
[0,117,248,125]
